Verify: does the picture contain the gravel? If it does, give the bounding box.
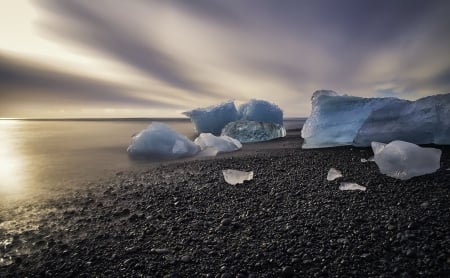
[1,135,449,277]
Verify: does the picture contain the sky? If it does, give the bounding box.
[1,0,450,118]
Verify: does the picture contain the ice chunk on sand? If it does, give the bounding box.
[194,133,242,152]
[354,93,450,146]
[361,157,374,163]
[339,182,366,191]
[127,122,199,159]
[221,120,286,143]
[302,90,393,148]
[183,100,239,135]
[327,168,343,181]
[222,169,254,185]
[238,99,283,125]
[371,140,441,180]
[302,91,450,148]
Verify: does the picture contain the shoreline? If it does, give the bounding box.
[1,134,449,277]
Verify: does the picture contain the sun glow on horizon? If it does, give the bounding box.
[0,120,27,195]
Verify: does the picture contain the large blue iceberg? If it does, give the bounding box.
[221,120,286,143]
[184,99,284,136]
[238,99,283,125]
[127,122,199,159]
[182,100,239,135]
[302,90,450,148]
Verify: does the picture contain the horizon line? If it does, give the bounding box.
[0,117,307,121]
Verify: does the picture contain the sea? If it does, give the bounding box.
[0,118,305,202]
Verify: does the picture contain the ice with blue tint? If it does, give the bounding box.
[127,122,199,159]
[221,120,286,143]
[354,93,450,146]
[301,90,393,148]
[183,100,239,135]
[194,133,242,155]
[372,141,441,180]
[238,99,283,125]
[302,90,450,148]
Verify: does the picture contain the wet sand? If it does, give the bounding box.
[1,132,449,277]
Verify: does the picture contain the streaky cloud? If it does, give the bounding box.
[38,0,222,99]
[0,53,183,109]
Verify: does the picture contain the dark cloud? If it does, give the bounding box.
[0,54,182,109]
[38,0,220,98]
[174,0,243,26]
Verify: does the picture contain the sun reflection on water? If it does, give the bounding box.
[0,120,26,195]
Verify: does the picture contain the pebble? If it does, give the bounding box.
[180,255,191,263]
[281,266,295,277]
[221,218,232,226]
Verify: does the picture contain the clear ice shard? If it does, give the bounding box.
[238,99,283,125]
[222,169,254,185]
[127,122,199,159]
[221,120,286,143]
[194,133,242,153]
[327,168,343,181]
[361,157,374,163]
[302,90,450,148]
[183,100,239,135]
[339,182,366,191]
[371,140,441,180]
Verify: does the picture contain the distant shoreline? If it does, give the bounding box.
[0,117,307,122]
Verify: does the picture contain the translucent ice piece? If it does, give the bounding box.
[327,168,343,181]
[221,120,286,143]
[222,169,254,185]
[238,99,283,125]
[196,147,219,157]
[194,133,242,153]
[183,100,239,135]
[339,182,366,191]
[127,122,199,159]
[361,156,374,163]
[371,140,441,180]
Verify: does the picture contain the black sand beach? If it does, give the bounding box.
[1,131,449,277]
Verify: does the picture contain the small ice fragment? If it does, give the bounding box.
[339,182,366,191]
[371,140,441,180]
[222,169,254,185]
[196,147,219,157]
[361,156,374,163]
[327,168,343,181]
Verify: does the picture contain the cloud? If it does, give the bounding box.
[38,0,222,99]
[1,0,450,117]
[0,53,183,109]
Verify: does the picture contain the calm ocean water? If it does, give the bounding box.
[0,118,305,200]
